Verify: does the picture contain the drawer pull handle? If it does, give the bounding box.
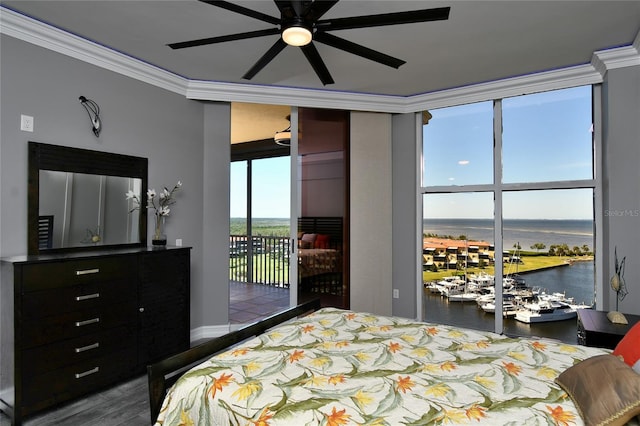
[75,317,100,327]
[76,268,100,276]
[75,367,99,379]
[75,342,100,353]
[76,293,100,302]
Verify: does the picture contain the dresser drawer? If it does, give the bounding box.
[22,325,136,376]
[21,301,135,349]
[21,256,136,292]
[21,278,135,318]
[21,347,136,411]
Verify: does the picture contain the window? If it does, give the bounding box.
[421,85,596,342]
[423,101,493,187]
[229,156,291,289]
[230,160,248,235]
[502,86,593,183]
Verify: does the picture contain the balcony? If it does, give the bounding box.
[229,229,346,322]
[230,235,291,287]
[229,235,291,324]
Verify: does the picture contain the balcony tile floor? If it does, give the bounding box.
[229,281,290,324]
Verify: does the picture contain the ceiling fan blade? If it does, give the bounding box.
[317,6,450,31]
[314,32,405,69]
[243,39,288,80]
[200,0,280,25]
[300,43,334,85]
[168,28,280,49]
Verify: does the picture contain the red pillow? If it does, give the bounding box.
[613,320,640,369]
[314,234,330,249]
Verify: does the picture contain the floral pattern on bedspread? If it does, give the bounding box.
[155,308,609,425]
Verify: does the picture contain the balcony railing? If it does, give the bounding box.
[229,235,291,287]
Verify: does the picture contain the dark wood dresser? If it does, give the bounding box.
[0,246,190,425]
[577,308,640,349]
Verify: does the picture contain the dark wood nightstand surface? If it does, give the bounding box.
[577,309,640,349]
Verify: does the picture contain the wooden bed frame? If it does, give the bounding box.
[147,298,321,424]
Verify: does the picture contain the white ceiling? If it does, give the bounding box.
[3,0,640,98]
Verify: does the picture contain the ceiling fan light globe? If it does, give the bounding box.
[274,128,291,145]
[282,26,312,46]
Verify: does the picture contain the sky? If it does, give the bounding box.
[231,85,594,220]
[230,156,290,218]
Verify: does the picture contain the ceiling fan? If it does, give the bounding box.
[168,0,450,85]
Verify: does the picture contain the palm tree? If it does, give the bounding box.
[530,242,546,252]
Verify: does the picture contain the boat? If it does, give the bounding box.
[514,300,577,323]
[476,291,495,307]
[445,275,487,302]
[503,275,527,288]
[436,276,466,296]
[479,292,521,317]
[466,272,495,292]
[447,289,481,302]
[480,298,520,317]
[424,281,441,293]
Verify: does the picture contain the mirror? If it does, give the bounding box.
[28,142,148,254]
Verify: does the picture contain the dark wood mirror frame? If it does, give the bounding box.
[28,141,148,255]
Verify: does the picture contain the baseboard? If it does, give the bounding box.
[190,324,230,342]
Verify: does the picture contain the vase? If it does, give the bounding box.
[152,215,167,247]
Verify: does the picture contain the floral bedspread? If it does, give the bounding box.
[155,308,610,425]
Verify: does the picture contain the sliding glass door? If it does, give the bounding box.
[229,104,350,324]
[296,107,350,309]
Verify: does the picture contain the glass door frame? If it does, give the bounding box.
[288,107,300,308]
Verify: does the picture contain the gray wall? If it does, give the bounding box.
[391,113,419,319]
[601,64,640,315]
[202,102,232,327]
[350,111,393,316]
[0,35,219,330]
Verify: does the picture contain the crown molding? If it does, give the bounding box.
[405,63,603,112]
[592,35,640,75]
[2,6,639,114]
[185,80,407,113]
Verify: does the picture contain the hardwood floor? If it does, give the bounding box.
[0,375,150,426]
[0,282,290,425]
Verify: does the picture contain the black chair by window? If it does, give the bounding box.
[38,215,54,249]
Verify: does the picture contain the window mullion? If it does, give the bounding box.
[493,99,504,334]
[593,84,604,309]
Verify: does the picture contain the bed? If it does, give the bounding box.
[149,301,640,425]
[297,217,344,295]
[298,248,342,279]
